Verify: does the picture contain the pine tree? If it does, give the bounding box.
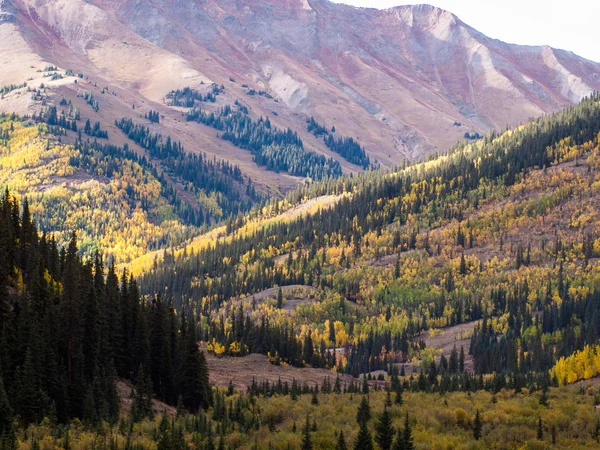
[0,376,11,433]
[2,426,18,450]
[385,388,392,407]
[539,384,549,407]
[336,430,348,450]
[392,428,404,450]
[131,365,153,421]
[537,417,543,440]
[473,410,482,441]
[357,395,371,424]
[16,348,42,424]
[362,375,370,394]
[375,407,395,450]
[277,287,283,309]
[459,253,467,275]
[402,413,414,450]
[311,390,319,405]
[353,420,374,450]
[394,384,403,405]
[301,415,313,450]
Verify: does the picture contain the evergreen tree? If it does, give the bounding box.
[402,414,414,450]
[16,348,42,424]
[357,395,371,425]
[336,430,348,450]
[392,428,404,450]
[394,384,403,405]
[375,407,395,450]
[353,420,374,450]
[0,377,11,433]
[301,415,313,450]
[473,410,482,441]
[311,390,319,405]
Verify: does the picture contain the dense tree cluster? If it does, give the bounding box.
[470,285,600,376]
[0,190,211,431]
[307,117,371,168]
[145,110,160,124]
[187,105,342,180]
[77,91,99,112]
[83,119,108,139]
[32,106,77,132]
[0,82,27,97]
[115,117,261,226]
[166,84,224,107]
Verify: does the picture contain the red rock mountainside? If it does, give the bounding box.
[1,0,599,183]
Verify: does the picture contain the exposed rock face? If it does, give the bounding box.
[3,0,600,166]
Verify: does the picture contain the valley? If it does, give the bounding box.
[1,0,600,449]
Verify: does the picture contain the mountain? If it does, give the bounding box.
[2,0,599,261]
[2,0,599,168]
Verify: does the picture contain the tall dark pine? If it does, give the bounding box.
[336,430,348,450]
[403,414,414,450]
[392,428,404,450]
[357,395,371,424]
[375,407,395,450]
[0,376,12,433]
[177,319,210,411]
[353,420,374,450]
[473,410,482,441]
[301,415,313,450]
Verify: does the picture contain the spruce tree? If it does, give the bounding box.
[402,413,414,450]
[357,395,371,424]
[2,426,18,450]
[0,376,11,433]
[473,410,482,441]
[353,420,374,450]
[539,384,549,407]
[394,384,403,405]
[392,428,404,450]
[16,348,41,424]
[362,375,370,394]
[375,407,395,450]
[537,417,543,440]
[336,430,348,450]
[311,390,319,405]
[385,388,392,407]
[301,415,313,450]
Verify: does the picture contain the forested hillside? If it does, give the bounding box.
[0,113,259,263]
[138,94,600,385]
[3,96,600,449]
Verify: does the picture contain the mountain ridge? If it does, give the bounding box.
[2,0,599,166]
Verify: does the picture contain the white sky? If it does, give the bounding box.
[332,0,600,62]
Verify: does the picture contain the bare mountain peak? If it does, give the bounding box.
[1,0,599,172]
[386,4,458,40]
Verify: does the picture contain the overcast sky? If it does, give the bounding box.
[332,0,600,62]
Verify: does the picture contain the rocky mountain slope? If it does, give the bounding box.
[2,0,599,169]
